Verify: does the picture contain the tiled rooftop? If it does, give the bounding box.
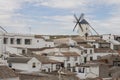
[0,65,18,79]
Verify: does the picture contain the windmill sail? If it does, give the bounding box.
[73,13,99,37]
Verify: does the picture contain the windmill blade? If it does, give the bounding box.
[88,24,99,35]
[78,13,84,21]
[73,23,78,31]
[0,26,7,33]
[73,13,84,32]
[74,14,78,21]
[78,22,83,32]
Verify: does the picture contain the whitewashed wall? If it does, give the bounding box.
[11,58,41,72]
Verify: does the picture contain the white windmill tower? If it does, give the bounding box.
[73,13,99,39]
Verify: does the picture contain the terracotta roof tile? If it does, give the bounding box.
[61,52,80,57]
[7,57,32,63]
[94,48,117,53]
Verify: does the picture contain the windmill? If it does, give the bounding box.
[73,13,99,39]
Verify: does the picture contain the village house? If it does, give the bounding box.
[48,52,81,72]
[98,54,120,66]
[34,55,63,72]
[76,62,110,79]
[0,33,55,57]
[93,48,119,60]
[102,34,120,50]
[7,57,41,72]
[0,65,19,80]
[54,38,77,47]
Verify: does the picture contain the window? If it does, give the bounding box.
[22,50,25,54]
[9,63,12,67]
[73,67,76,72]
[93,45,96,48]
[25,39,31,45]
[79,68,81,73]
[90,50,92,54]
[84,50,87,53]
[74,57,77,61]
[16,38,21,44]
[67,57,70,61]
[10,38,14,44]
[32,62,36,68]
[84,57,87,63]
[48,68,50,72]
[67,63,71,68]
[90,57,93,61]
[3,38,8,44]
[37,40,39,43]
[75,63,78,66]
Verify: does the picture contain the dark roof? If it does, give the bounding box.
[72,37,86,43]
[61,52,80,57]
[7,57,32,63]
[9,54,23,57]
[79,43,93,48]
[35,56,62,64]
[77,62,108,67]
[28,47,55,51]
[95,39,109,43]
[94,48,117,53]
[19,72,78,80]
[0,65,18,79]
[80,19,89,24]
[56,44,70,48]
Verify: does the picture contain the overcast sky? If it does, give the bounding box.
[0,0,120,35]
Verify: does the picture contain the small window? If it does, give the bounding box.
[90,57,93,61]
[37,40,39,43]
[32,62,36,68]
[9,63,12,67]
[84,57,87,63]
[3,38,8,44]
[90,50,92,54]
[10,38,14,44]
[73,67,76,72]
[75,63,78,66]
[79,68,81,73]
[118,64,120,66]
[67,63,71,68]
[22,50,26,54]
[93,45,96,48]
[16,38,21,44]
[84,50,87,53]
[25,39,31,45]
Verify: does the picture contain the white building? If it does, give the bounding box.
[35,56,63,72]
[7,57,41,72]
[54,38,77,46]
[0,33,55,56]
[76,62,109,79]
[48,52,81,72]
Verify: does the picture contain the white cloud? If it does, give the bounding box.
[0,0,120,35]
[34,0,87,9]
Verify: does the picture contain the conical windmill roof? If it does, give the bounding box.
[80,19,89,24]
